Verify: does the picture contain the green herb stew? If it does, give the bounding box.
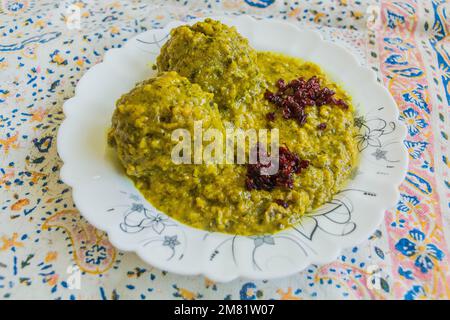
[108,19,359,235]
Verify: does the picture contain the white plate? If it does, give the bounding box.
[57,15,408,282]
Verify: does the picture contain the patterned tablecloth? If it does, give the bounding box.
[0,0,449,300]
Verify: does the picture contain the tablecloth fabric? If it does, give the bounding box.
[0,0,449,300]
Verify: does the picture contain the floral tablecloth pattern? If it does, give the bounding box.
[0,0,449,300]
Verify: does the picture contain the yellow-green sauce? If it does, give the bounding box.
[108,19,359,235]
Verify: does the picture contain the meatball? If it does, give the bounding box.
[157,19,263,109]
[108,71,223,178]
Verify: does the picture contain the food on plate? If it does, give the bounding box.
[108,70,223,176]
[156,18,263,111]
[108,19,359,235]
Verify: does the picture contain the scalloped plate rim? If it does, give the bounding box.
[57,15,408,282]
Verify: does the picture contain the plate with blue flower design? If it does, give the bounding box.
[57,15,408,282]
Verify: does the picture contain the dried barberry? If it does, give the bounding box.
[264,76,349,125]
[276,78,287,90]
[299,159,310,169]
[317,123,327,130]
[266,112,276,121]
[275,199,289,208]
[246,145,309,191]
